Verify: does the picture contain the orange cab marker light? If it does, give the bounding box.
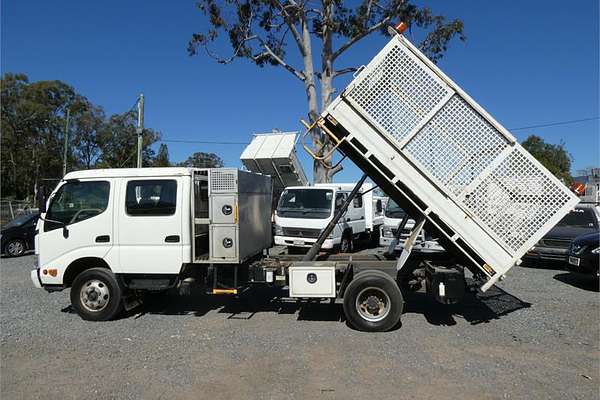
[48,269,58,277]
[42,269,48,275]
[395,22,407,34]
[212,288,237,295]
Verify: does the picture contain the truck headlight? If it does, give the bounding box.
[274,225,283,236]
[592,247,600,254]
[382,226,394,238]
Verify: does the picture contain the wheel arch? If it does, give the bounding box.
[64,257,111,288]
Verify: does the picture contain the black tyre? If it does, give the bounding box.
[343,270,403,332]
[70,268,124,321]
[4,239,26,257]
[339,232,353,254]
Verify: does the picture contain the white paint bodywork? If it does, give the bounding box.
[36,169,193,285]
[115,176,187,274]
[321,33,579,290]
[240,132,308,195]
[288,265,336,298]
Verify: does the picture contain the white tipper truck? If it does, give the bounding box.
[274,183,384,252]
[31,26,578,332]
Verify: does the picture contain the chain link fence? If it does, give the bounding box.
[0,199,38,226]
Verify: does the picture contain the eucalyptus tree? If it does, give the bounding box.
[189,0,464,182]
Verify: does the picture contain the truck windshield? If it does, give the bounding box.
[556,208,597,229]
[385,199,406,218]
[45,180,110,231]
[277,189,333,219]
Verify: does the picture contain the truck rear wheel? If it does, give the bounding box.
[343,270,403,332]
[70,268,124,321]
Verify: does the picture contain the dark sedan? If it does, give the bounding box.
[524,204,599,264]
[1,213,39,257]
[567,232,599,277]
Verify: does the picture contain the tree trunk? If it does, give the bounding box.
[298,16,326,184]
[313,0,341,183]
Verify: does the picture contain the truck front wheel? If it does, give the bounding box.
[343,270,403,332]
[339,233,353,253]
[70,268,124,321]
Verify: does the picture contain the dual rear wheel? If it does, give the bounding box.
[343,270,404,332]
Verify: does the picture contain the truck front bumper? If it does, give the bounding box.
[31,268,42,289]
[274,235,335,249]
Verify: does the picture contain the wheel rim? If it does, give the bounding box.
[341,237,349,252]
[79,279,110,312]
[7,241,24,255]
[355,287,391,322]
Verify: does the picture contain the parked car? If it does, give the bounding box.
[1,213,39,257]
[567,232,600,277]
[524,203,599,265]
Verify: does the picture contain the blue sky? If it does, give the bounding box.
[2,0,598,182]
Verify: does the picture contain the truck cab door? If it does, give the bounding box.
[38,179,114,283]
[351,193,367,234]
[116,178,183,274]
[334,192,350,236]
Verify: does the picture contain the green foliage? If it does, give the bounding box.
[1,73,162,199]
[522,135,573,184]
[154,144,171,167]
[189,0,465,182]
[177,152,224,168]
[95,111,161,169]
[188,1,465,67]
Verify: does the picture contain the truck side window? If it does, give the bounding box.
[335,193,346,211]
[45,181,110,231]
[353,195,363,208]
[126,180,177,216]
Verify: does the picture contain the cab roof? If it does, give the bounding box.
[63,167,195,180]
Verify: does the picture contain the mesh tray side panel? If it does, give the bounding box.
[346,43,449,143]
[404,96,510,195]
[462,147,573,253]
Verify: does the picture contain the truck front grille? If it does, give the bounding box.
[282,228,322,238]
[539,239,571,248]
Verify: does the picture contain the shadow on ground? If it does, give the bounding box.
[553,272,599,292]
[404,285,531,327]
[95,282,532,331]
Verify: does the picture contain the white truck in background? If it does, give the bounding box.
[274,183,384,252]
[380,198,445,254]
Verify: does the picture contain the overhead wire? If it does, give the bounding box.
[157,116,600,146]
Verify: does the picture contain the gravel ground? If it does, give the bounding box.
[1,252,598,400]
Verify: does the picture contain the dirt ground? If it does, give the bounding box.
[1,253,599,399]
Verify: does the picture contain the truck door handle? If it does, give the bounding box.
[346,218,351,221]
[165,235,180,243]
[95,235,110,243]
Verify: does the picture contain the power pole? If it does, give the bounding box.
[136,94,145,168]
[62,108,71,176]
